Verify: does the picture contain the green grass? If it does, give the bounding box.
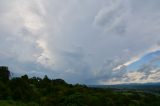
[0,100,39,106]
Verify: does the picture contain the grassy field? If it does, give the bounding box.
[0,100,39,106]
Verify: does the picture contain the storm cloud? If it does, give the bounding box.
[0,0,160,84]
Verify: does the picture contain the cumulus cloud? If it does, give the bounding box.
[0,0,160,84]
[107,50,160,84]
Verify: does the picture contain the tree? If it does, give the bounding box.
[0,66,10,82]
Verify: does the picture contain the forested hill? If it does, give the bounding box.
[0,66,160,106]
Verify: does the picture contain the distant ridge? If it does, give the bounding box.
[88,82,160,89]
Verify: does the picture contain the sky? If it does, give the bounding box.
[0,0,160,84]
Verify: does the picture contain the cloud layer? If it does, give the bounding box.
[0,0,160,84]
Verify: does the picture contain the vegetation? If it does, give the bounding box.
[0,66,160,106]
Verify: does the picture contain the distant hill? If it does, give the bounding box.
[89,82,160,89]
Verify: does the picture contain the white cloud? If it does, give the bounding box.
[113,45,160,71]
[0,0,160,84]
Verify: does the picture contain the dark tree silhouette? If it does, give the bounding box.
[0,66,10,81]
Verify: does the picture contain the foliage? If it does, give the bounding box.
[0,66,160,106]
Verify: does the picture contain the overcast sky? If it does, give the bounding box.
[0,0,160,84]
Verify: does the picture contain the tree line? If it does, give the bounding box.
[0,66,160,106]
